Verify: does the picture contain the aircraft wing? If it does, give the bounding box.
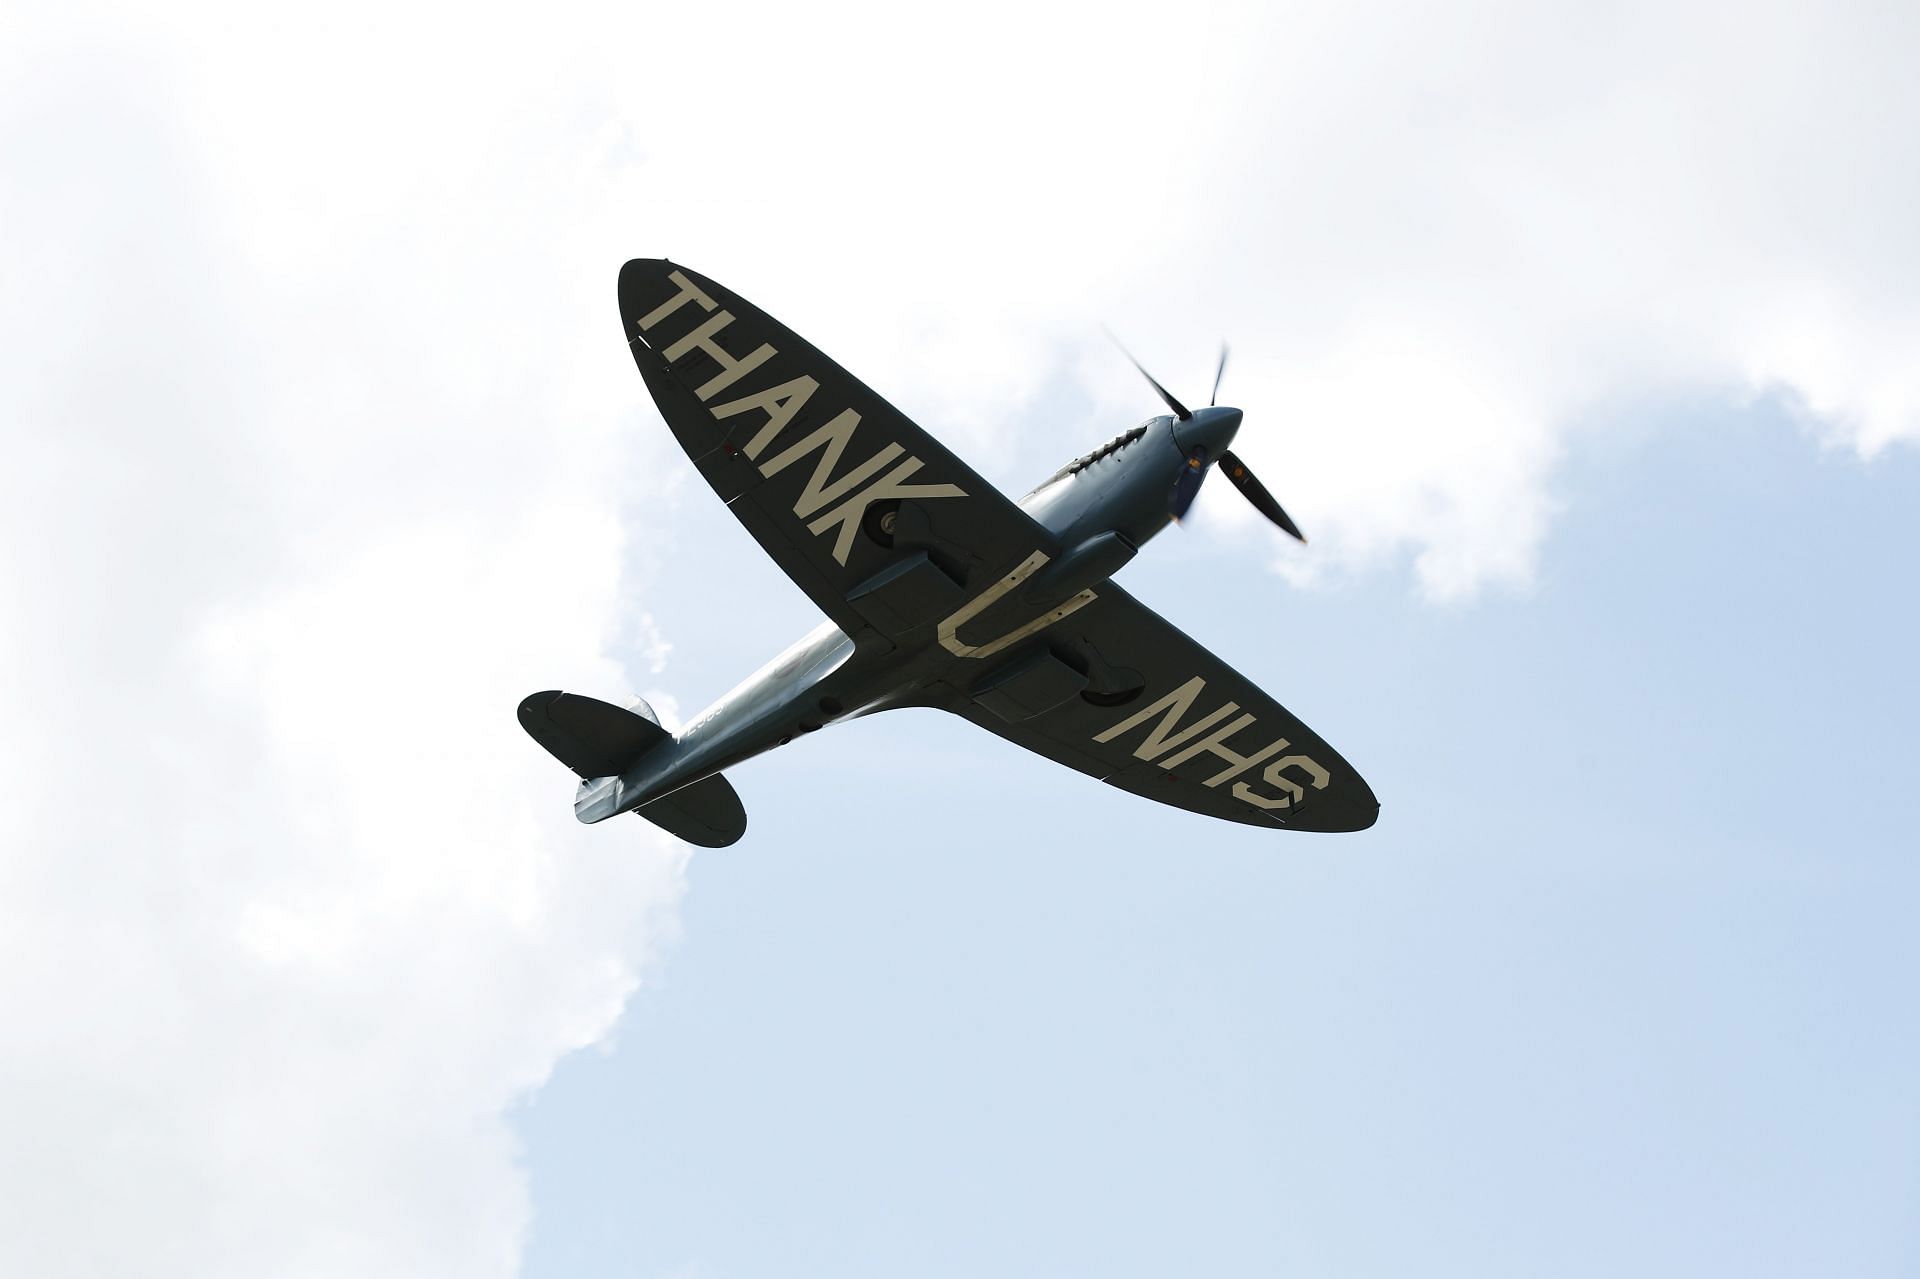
[946,584,1380,832]
[618,259,1059,649]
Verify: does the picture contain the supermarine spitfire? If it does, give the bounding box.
[518,260,1378,846]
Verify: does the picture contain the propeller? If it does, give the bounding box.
[1169,445,1209,521]
[1221,450,1306,542]
[1103,327,1191,421]
[1108,334,1309,543]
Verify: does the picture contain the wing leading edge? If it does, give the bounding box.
[948,585,1379,833]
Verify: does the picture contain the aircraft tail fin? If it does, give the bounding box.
[517,690,747,847]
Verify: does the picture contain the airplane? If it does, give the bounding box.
[518,260,1379,846]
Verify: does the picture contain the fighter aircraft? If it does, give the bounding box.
[519,260,1379,846]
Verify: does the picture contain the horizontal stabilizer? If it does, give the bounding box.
[518,690,668,778]
[636,774,747,847]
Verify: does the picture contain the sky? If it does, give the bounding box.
[1,2,1916,1276]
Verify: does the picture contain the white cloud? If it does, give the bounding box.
[2,0,1916,1273]
[543,0,1920,600]
[0,23,685,1277]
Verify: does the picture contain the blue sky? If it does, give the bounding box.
[4,4,1918,1276]
[520,391,1919,1277]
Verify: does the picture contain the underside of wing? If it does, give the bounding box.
[943,586,1379,833]
[618,259,1059,651]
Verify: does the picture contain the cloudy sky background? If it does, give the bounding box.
[3,2,1917,1275]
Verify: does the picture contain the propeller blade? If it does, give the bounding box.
[1209,344,1229,407]
[1103,328,1191,421]
[1169,447,1210,522]
[1220,450,1306,543]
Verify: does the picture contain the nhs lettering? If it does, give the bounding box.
[1094,675,1330,811]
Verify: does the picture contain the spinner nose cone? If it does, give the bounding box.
[1173,405,1243,458]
